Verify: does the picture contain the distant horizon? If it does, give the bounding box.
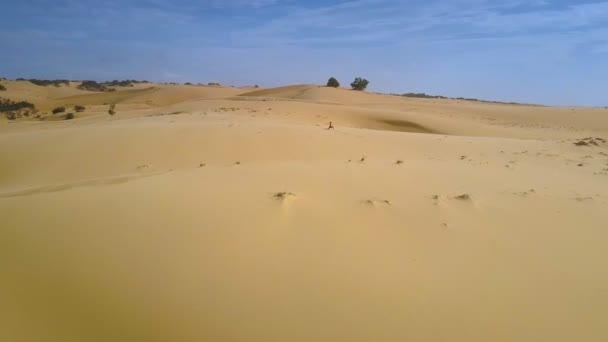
[4,75,608,108]
[2,1,608,107]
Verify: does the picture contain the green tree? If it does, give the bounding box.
[326,77,340,88]
[350,77,369,91]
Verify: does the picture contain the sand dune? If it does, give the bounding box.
[1,80,608,342]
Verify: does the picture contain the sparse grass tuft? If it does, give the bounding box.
[52,106,66,114]
[274,192,295,199]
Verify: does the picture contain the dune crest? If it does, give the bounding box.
[1,80,608,342]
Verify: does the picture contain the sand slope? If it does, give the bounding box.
[1,82,608,342]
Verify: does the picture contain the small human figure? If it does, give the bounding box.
[328,121,334,129]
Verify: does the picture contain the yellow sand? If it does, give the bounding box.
[1,80,608,341]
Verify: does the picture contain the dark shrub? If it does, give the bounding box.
[29,79,70,87]
[74,105,86,112]
[350,77,369,91]
[78,81,108,92]
[208,82,220,86]
[326,77,340,88]
[52,106,66,114]
[108,104,116,115]
[65,113,75,120]
[102,80,148,87]
[0,84,6,91]
[0,98,35,112]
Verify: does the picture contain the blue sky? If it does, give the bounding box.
[1,0,607,106]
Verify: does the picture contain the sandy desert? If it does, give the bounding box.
[1,79,608,341]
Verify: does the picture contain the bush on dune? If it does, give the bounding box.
[326,77,340,88]
[78,80,109,92]
[0,97,35,112]
[52,106,66,114]
[0,84,7,91]
[0,98,36,120]
[351,77,369,91]
[102,80,148,87]
[29,79,70,87]
[74,105,86,112]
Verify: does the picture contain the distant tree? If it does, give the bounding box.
[52,106,66,114]
[185,82,193,85]
[326,77,340,88]
[350,77,369,91]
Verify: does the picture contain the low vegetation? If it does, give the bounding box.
[0,97,35,112]
[402,93,448,99]
[0,84,6,91]
[28,79,70,87]
[74,105,86,112]
[351,77,369,91]
[52,106,66,114]
[78,80,110,92]
[108,104,116,115]
[102,80,148,87]
[208,82,221,86]
[1,97,36,120]
[399,92,529,105]
[65,113,74,120]
[326,77,340,88]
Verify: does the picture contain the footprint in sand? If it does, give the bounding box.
[452,194,472,201]
[274,192,296,199]
[362,199,391,207]
[513,189,536,197]
[273,192,297,207]
[136,164,153,172]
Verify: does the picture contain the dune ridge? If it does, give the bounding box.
[1,80,608,342]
